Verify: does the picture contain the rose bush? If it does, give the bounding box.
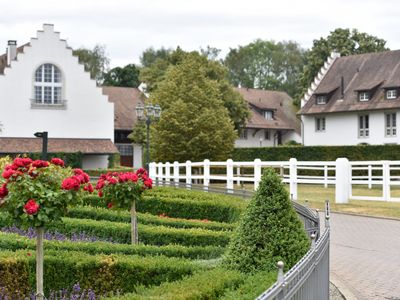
[0,157,92,227]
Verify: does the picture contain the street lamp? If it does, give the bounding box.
[34,131,48,160]
[135,103,162,170]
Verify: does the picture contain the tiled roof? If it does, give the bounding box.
[235,88,300,133]
[0,44,30,74]
[299,50,400,115]
[102,86,145,130]
[0,138,118,154]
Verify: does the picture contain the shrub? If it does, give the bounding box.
[0,232,224,259]
[0,249,198,296]
[224,168,309,273]
[67,206,236,231]
[106,268,244,300]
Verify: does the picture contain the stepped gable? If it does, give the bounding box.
[0,44,29,74]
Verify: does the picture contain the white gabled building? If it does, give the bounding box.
[0,24,117,168]
[299,50,400,146]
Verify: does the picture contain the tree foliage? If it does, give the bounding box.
[139,47,249,131]
[140,47,173,68]
[73,44,110,85]
[224,40,306,98]
[150,53,237,162]
[296,28,389,105]
[103,64,140,88]
[224,168,309,273]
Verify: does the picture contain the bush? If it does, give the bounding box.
[0,232,224,259]
[84,167,132,177]
[232,144,400,162]
[106,268,244,300]
[0,249,199,296]
[224,168,309,273]
[68,206,236,231]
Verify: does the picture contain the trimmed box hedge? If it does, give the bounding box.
[68,206,236,231]
[0,232,224,259]
[0,249,199,296]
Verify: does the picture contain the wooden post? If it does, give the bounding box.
[36,227,44,300]
[131,201,138,244]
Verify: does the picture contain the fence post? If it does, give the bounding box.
[236,167,241,186]
[368,164,372,189]
[277,261,284,284]
[158,162,164,186]
[186,160,192,190]
[289,158,297,201]
[173,161,179,187]
[324,165,328,188]
[149,162,157,181]
[382,161,391,201]
[204,159,210,191]
[335,158,350,203]
[254,159,262,190]
[165,162,171,186]
[227,159,234,193]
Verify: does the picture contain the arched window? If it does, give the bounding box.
[34,64,62,104]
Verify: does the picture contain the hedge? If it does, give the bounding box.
[68,206,236,231]
[106,268,244,300]
[0,249,198,296]
[84,166,132,177]
[0,232,224,260]
[232,144,400,162]
[0,217,231,247]
[3,152,82,168]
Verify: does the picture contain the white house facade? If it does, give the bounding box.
[0,24,117,168]
[300,50,400,146]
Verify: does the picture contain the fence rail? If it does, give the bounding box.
[150,158,400,203]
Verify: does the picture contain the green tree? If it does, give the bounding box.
[103,64,141,87]
[140,47,173,68]
[296,28,388,105]
[224,40,306,98]
[224,168,309,273]
[73,44,110,84]
[139,48,249,131]
[150,54,237,162]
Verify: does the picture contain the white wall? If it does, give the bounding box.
[0,24,114,141]
[235,128,301,148]
[302,110,399,145]
[82,155,109,169]
[133,144,142,169]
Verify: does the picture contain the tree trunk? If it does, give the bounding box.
[131,201,138,245]
[36,227,44,300]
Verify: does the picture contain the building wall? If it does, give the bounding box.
[302,110,399,145]
[82,155,109,169]
[0,24,114,141]
[235,128,301,148]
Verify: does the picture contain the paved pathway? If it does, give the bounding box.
[329,213,400,300]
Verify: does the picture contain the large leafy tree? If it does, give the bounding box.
[296,28,388,105]
[103,64,141,87]
[139,47,249,131]
[224,40,306,98]
[150,53,237,162]
[73,44,110,85]
[140,47,173,68]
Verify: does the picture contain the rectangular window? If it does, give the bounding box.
[34,86,42,103]
[35,67,42,82]
[359,115,369,137]
[359,92,370,102]
[53,87,61,103]
[44,86,52,103]
[265,130,271,140]
[315,117,326,132]
[44,64,52,82]
[316,95,327,104]
[116,144,133,156]
[385,113,397,137]
[239,129,248,140]
[386,90,397,100]
[264,110,273,120]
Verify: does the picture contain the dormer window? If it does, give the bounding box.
[316,95,327,105]
[359,91,370,102]
[264,110,273,120]
[386,89,397,100]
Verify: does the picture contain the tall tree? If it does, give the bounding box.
[224,40,306,98]
[73,44,110,85]
[139,47,249,131]
[150,54,237,162]
[140,47,172,68]
[103,64,141,87]
[296,28,388,105]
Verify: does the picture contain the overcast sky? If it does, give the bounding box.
[0,0,398,68]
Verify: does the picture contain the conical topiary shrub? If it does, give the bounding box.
[224,168,310,273]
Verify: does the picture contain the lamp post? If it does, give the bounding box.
[135,103,161,170]
[34,131,48,160]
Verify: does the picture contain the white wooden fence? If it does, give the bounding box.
[149,158,400,203]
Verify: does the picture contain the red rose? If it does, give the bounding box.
[61,176,81,191]
[130,173,139,182]
[108,177,118,185]
[0,183,8,199]
[96,180,105,190]
[83,183,94,193]
[107,202,113,209]
[50,158,65,167]
[2,169,16,179]
[13,158,33,168]
[24,199,40,215]
[144,178,153,189]
[98,190,103,197]
[32,160,49,168]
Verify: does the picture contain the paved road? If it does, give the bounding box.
[329,213,400,300]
